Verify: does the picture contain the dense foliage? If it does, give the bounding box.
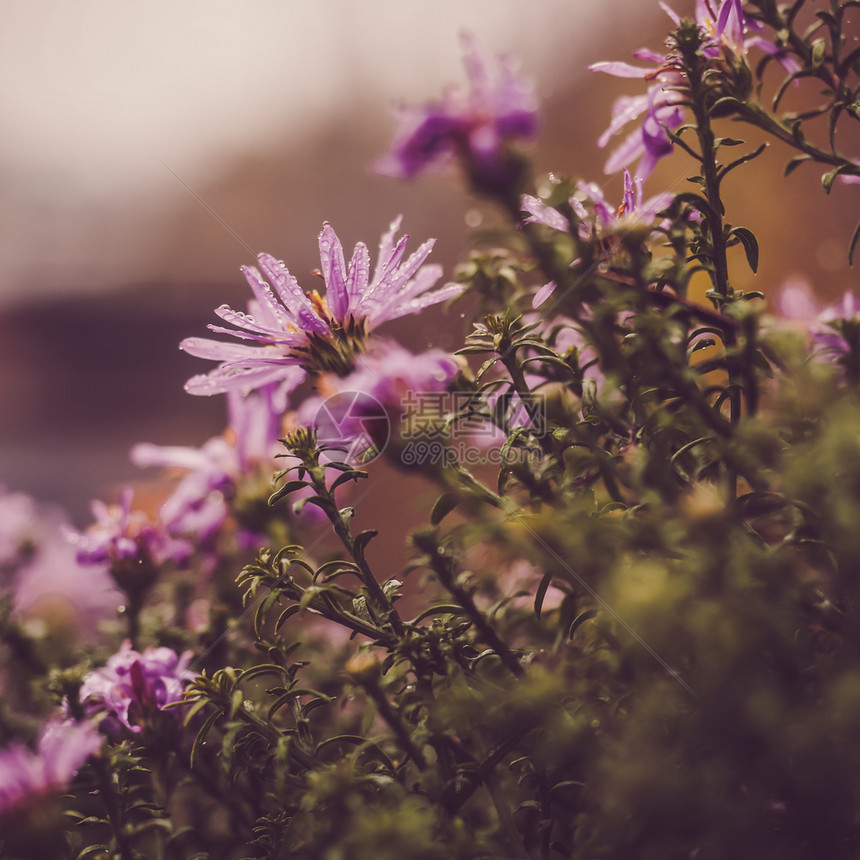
[1,2,859,857]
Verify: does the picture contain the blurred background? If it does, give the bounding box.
[0,0,857,524]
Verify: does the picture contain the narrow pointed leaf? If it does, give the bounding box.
[729,227,759,274]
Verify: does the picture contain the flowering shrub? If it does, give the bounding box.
[1,2,860,858]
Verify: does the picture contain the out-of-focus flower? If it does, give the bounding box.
[0,487,67,573]
[0,487,120,638]
[811,291,860,358]
[132,386,283,543]
[181,219,460,399]
[769,281,860,378]
[0,719,102,819]
[773,278,820,324]
[376,32,538,188]
[80,640,195,733]
[67,487,191,570]
[13,540,121,636]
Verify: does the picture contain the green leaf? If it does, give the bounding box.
[850,220,860,267]
[254,590,280,637]
[718,142,768,185]
[411,604,468,623]
[353,529,378,562]
[190,709,221,770]
[735,492,787,518]
[183,697,213,726]
[673,191,717,221]
[476,356,502,379]
[431,492,460,525]
[822,165,850,193]
[77,845,111,860]
[729,226,760,274]
[267,691,296,721]
[534,571,554,620]
[275,604,303,632]
[293,495,327,516]
[240,664,287,683]
[568,608,598,639]
[785,154,812,176]
[811,37,827,71]
[330,470,365,492]
[710,96,743,114]
[268,480,309,506]
[229,688,244,719]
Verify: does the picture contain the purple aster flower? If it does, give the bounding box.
[590,0,798,177]
[520,195,570,234]
[522,170,673,243]
[132,435,234,545]
[67,487,191,570]
[132,386,282,543]
[80,640,195,733]
[690,0,800,73]
[589,53,686,178]
[376,32,538,186]
[579,170,674,235]
[0,719,102,819]
[181,218,461,399]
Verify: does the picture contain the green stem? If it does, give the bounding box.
[308,466,405,636]
[93,758,135,860]
[365,682,428,771]
[737,101,859,171]
[499,348,555,459]
[684,42,743,498]
[423,537,523,677]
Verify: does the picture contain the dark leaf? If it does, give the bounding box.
[729,226,760,274]
[534,571,554,620]
[431,492,461,525]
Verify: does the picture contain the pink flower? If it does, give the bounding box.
[80,641,195,733]
[589,50,686,178]
[67,487,191,569]
[0,719,102,819]
[181,219,461,399]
